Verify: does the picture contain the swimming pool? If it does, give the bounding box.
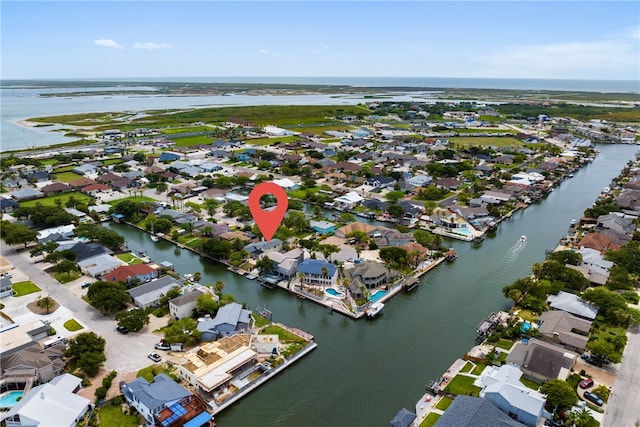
[521,321,532,333]
[325,288,342,297]
[368,290,387,302]
[0,391,24,408]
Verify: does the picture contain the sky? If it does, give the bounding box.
[2,1,639,81]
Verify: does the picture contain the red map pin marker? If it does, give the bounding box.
[248,182,288,242]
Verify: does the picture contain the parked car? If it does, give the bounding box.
[81,282,92,289]
[583,391,604,406]
[116,325,129,334]
[147,352,162,363]
[154,343,171,351]
[579,378,594,389]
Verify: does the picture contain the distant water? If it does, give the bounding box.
[5,76,639,93]
[2,76,638,151]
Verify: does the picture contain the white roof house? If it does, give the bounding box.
[263,126,297,136]
[272,178,299,190]
[77,254,125,278]
[547,291,599,320]
[334,191,364,209]
[37,225,76,242]
[479,364,546,427]
[2,379,89,426]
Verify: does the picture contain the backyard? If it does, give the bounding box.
[20,192,93,208]
[11,281,41,296]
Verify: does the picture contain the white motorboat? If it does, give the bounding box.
[519,235,527,243]
[366,302,384,318]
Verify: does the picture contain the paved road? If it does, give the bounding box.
[603,324,640,427]
[1,245,163,374]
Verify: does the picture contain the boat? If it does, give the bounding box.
[570,219,577,227]
[150,234,160,242]
[519,235,527,243]
[366,302,384,318]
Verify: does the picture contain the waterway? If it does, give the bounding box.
[105,143,638,426]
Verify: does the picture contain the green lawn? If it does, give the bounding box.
[435,396,453,411]
[97,404,142,426]
[20,192,93,208]
[447,137,523,147]
[460,362,473,373]
[108,196,159,206]
[116,253,144,265]
[137,364,178,382]
[519,377,540,390]
[169,134,216,147]
[40,158,59,166]
[63,319,84,331]
[102,158,125,166]
[11,281,41,296]
[419,412,441,427]
[252,313,272,328]
[443,375,482,396]
[53,171,82,182]
[261,325,306,342]
[54,270,82,284]
[495,339,515,351]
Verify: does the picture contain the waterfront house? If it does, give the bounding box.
[2,374,89,427]
[346,261,396,291]
[478,364,546,427]
[537,310,592,353]
[390,408,416,427]
[121,374,193,425]
[373,227,415,247]
[435,395,526,427]
[546,291,599,321]
[596,213,635,235]
[169,289,205,320]
[577,247,613,277]
[102,263,159,285]
[244,239,283,259]
[273,177,299,190]
[333,191,364,210]
[197,302,252,341]
[365,175,397,189]
[506,338,577,383]
[578,232,620,253]
[127,276,183,309]
[266,248,304,279]
[297,259,338,288]
[335,221,378,238]
[176,334,258,400]
[64,242,112,262]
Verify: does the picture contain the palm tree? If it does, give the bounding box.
[565,408,595,427]
[193,272,201,283]
[321,266,329,293]
[213,280,224,295]
[37,295,55,314]
[297,272,305,290]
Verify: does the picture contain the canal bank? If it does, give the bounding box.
[105,144,638,426]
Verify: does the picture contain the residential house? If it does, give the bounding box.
[272,178,299,190]
[36,225,75,243]
[373,226,415,247]
[404,174,432,191]
[2,375,89,427]
[0,342,66,386]
[127,276,183,308]
[244,239,283,259]
[297,259,338,288]
[95,172,122,184]
[40,182,72,196]
[82,183,112,196]
[538,310,592,353]
[266,248,304,279]
[333,191,364,210]
[596,213,635,236]
[0,198,19,214]
[0,277,12,298]
[335,222,378,239]
[435,178,461,191]
[478,364,546,427]
[169,289,207,320]
[310,220,337,235]
[101,264,159,285]
[64,242,112,262]
[362,198,389,212]
[390,408,416,427]
[197,302,252,341]
[480,190,512,205]
[24,171,51,183]
[176,334,258,398]
[434,395,526,427]
[0,321,52,358]
[78,254,125,278]
[346,261,396,298]
[72,163,99,175]
[578,232,620,253]
[68,177,96,189]
[120,374,193,425]
[1,177,28,189]
[547,291,599,321]
[397,200,423,224]
[10,188,44,201]
[365,175,397,189]
[158,152,181,163]
[506,338,577,383]
[578,247,613,277]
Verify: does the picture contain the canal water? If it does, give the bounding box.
[105,144,638,426]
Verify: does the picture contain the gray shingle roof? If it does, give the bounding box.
[435,395,526,427]
[124,374,190,413]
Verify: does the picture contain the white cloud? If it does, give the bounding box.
[474,32,640,79]
[133,42,171,50]
[258,49,270,54]
[94,39,122,49]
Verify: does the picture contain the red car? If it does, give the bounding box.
[579,378,594,389]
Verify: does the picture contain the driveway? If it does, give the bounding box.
[0,245,166,374]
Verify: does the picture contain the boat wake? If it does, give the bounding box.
[504,238,526,264]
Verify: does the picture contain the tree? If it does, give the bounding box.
[384,190,405,203]
[158,286,182,307]
[1,222,38,248]
[115,308,149,332]
[163,318,201,346]
[379,247,409,268]
[196,293,219,315]
[565,408,597,427]
[201,238,232,260]
[54,259,79,279]
[317,244,340,262]
[36,295,55,314]
[87,281,130,314]
[283,210,310,233]
[65,332,106,377]
[540,379,578,414]
[193,272,202,283]
[582,287,633,326]
[386,204,405,221]
[548,250,582,266]
[213,280,225,296]
[256,256,274,274]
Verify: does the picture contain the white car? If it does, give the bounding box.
[147,352,162,363]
